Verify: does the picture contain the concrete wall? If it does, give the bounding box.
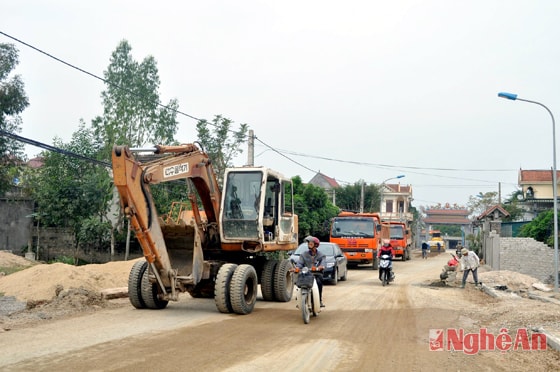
[0,197,34,252]
[31,227,142,263]
[499,237,556,284]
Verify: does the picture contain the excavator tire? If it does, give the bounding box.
[141,268,169,310]
[230,264,258,315]
[274,259,294,302]
[214,263,238,313]
[128,260,148,309]
[260,260,278,301]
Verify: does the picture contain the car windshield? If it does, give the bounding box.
[295,243,335,256]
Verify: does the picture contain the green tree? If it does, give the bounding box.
[90,40,181,254]
[93,40,179,156]
[334,181,380,212]
[467,191,499,216]
[30,123,113,254]
[519,209,557,246]
[292,176,339,240]
[467,190,524,221]
[501,190,524,221]
[196,115,248,186]
[431,224,462,237]
[0,43,29,194]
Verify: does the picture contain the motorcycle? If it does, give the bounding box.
[440,253,460,283]
[293,267,322,324]
[378,254,394,286]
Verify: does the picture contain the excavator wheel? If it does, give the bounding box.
[214,263,238,313]
[128,260,148,309]
[273,259,294,302]
[141,268,169,310]
[230,264,258,315]
[260,260,278,302]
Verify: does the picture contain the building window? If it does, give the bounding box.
[385,200,393,213]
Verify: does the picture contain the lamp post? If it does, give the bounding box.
[498,92,558,292]
[380,175,405,219]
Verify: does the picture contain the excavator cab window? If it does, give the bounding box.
[222,171,263,239]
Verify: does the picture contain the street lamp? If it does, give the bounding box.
[498,92,559,293]
[380,175,405,217]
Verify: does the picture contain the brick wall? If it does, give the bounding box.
[500,237,556,284]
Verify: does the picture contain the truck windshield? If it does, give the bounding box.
[390,226,404,239]
[331,218,375,238]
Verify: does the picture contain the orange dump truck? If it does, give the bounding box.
[329,212,382,269]
[386,221,412,261]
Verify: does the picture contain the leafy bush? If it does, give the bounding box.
[519,209,557,246]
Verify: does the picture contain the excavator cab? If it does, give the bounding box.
[220,167,297,252]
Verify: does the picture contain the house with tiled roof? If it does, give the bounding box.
[518,168,560,220]
[380,183,413,223]
[308,172,340,204]
[309,172,340,189]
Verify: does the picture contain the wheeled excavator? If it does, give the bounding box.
[112,143,298,315]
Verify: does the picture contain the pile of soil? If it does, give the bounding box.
[0,251,140,330]
[0,257,138,302]
[478,269,550,293]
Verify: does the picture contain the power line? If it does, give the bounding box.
[1,129,110,168]
[0,30,201,121]
[0,31,520,189]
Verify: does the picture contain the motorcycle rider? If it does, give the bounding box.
[378,239,394,281]
[295,236,326,307]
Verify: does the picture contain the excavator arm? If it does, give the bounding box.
[111,144,222,293]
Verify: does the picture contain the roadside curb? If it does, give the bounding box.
[479,284,560,351]
[538,328,560,352]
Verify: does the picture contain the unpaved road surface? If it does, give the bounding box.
[1,251,559,371]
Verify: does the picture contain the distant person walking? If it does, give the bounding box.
[437,242,441,252]
[421,241,429,259]
[459,248,480,288]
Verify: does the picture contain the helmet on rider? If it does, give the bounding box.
[382,239,391,247]
[304,235,320,248]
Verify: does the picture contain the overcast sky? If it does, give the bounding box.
[3,1,560,209]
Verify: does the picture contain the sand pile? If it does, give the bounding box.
[0,251,140,302]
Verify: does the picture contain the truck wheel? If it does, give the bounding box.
[214,263,238,313]
[260,260,277,301]
[128,260,147,309]
[372,256,379,270]
[274,259,294,302]
[141,268,169,309]
[402,253,406,261]
[230,264,258,315]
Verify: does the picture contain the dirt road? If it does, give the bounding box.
[1,252,558,371]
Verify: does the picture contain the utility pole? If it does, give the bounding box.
[247,129,254,166]
[359,181,364,213]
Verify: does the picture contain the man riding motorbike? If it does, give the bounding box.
[294,236,326,307]
[378,239,394,281]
